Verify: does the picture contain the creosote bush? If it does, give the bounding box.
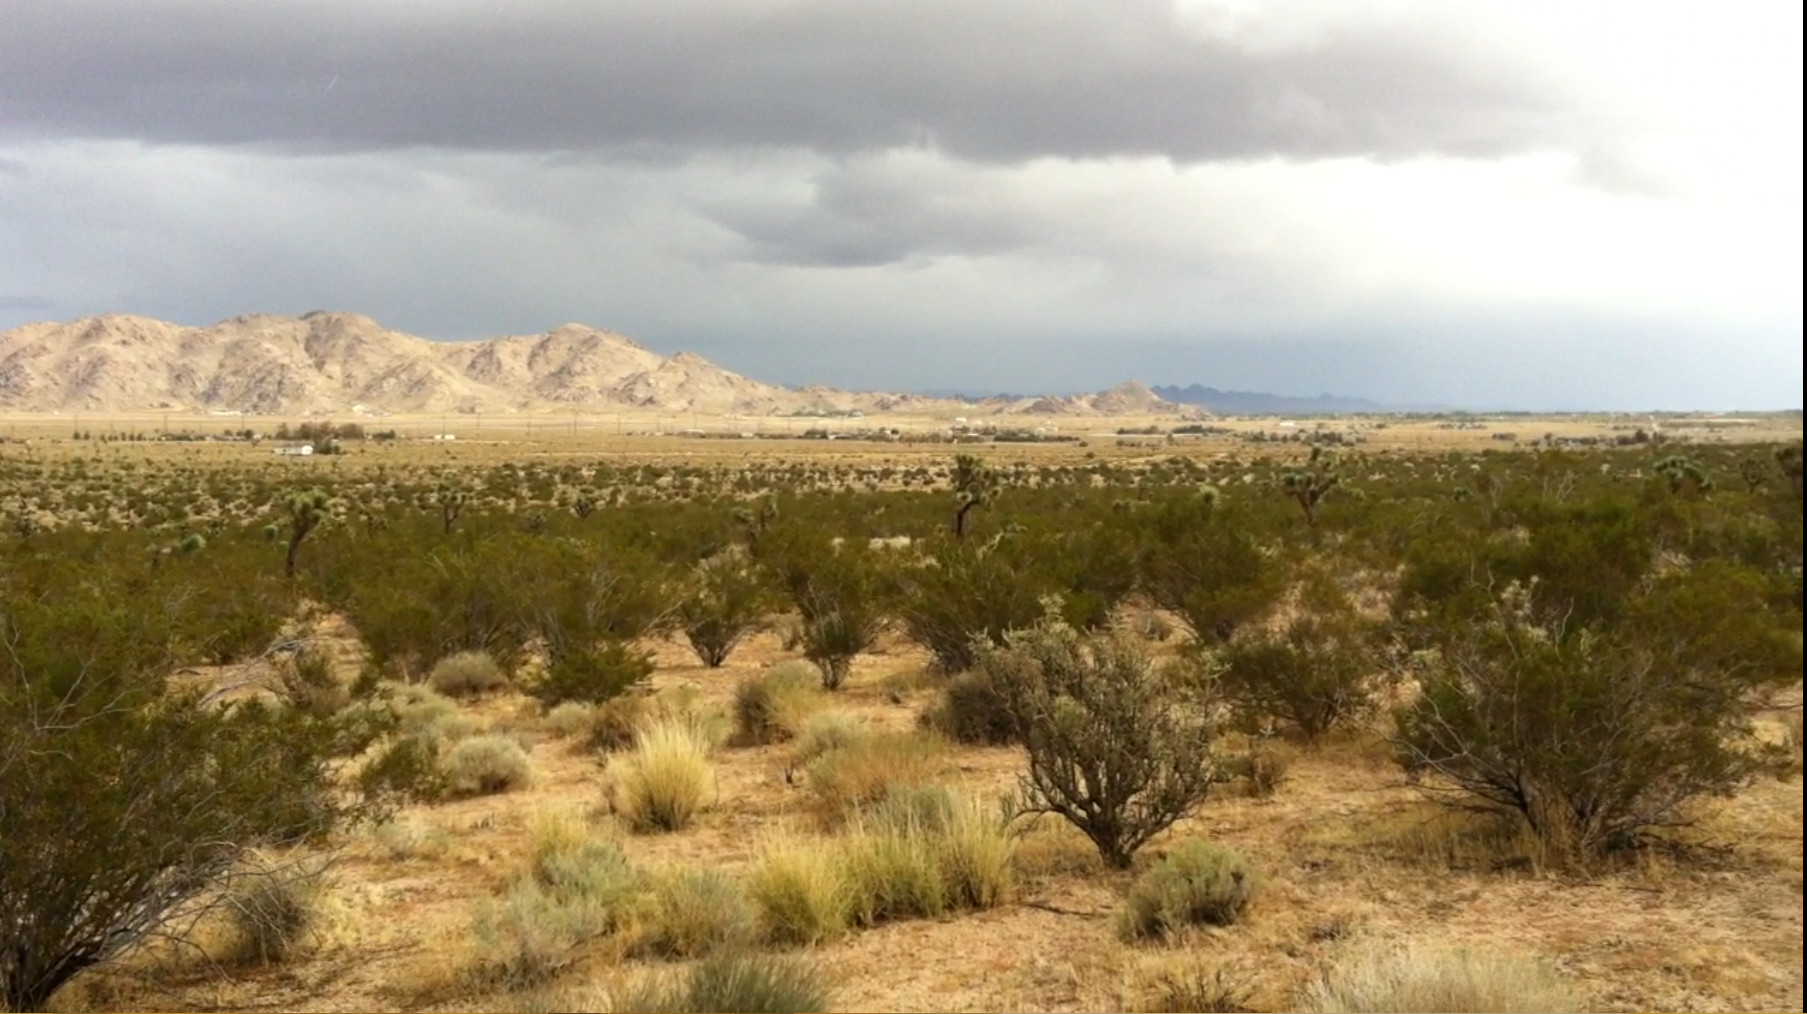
[444,734,534,796]
[980,611,1221,868]
[1301,943,1587,1013]
[1120,839,1256,941]
[611,719,715,833]
[430,649,509,698]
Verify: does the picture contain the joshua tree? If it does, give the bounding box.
[283,489,329,578]
[1280,445,1339,526]
[1654,455,1712,497]
[731,496,780,551]
[436,482,467,534]
[951,453,996,538]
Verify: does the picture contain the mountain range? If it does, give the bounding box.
[1151,384,1393,415]
[0,312,1199,418]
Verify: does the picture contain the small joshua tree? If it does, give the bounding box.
[951,453,996,538]
[283,489,330,578]
[435,482,468,534]
[1654,455,1712,497]
[1280,445,1339,526]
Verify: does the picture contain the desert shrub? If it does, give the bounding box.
[679,559,772,668]
[585,695,648,753]
[896,537,1050,673]
[430,649,508,698]
[1141,964,1257,1014]
[1137,495,1281,644]
[472,878,620,989]
[218,860,326,966]
[527,639,655,709]
[1301,943,1587,1013]
[770,539,888,690]
[746,842,850,946]
[805,731,946,820]
[1395,561,1800,858]
[444,734,533,796]
[632,869,756,959]
[1227,742,1293,798]
[545,701,596,738]
[921,666,1018,745]
[980,613,1221,868]
[277,646,349,717]
[792,709,865,762]
[733,663,820,746]
[386,682,477,746]
[615,952,832,1014]
[1120,840,1256,941]
[474,815,643,988]
[372,817,451,861]
[611,720,714,833]
[0,590,390,1013]
[1217,619,1378,744]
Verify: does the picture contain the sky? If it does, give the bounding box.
[1,0,1801,410]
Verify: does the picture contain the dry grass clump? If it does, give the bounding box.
[1137,960,1257,1013]
[805,730,946,819]
[610,719,715,833]
[1300,942,1588,1013]
[430,649,509,698]
[1120,839,1257,941]
[444,734,534,796]
[839,788,1015,927]
[733,662,822,745]
[745,838,851,946]
[630,869,756,959]
[216,859,328,966]
[613,952,833,1013]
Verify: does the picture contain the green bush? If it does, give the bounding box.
[980,614,1221,868]
[679,559,772,668]
[1216,570,1380,743]
[527,640,655,709]
[922,667,1018,745]
[1120,839,1256,940]
[896,537,1050,673]
[1396,561,1800,858]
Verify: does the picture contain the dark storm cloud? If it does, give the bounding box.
[1,0,1576,163]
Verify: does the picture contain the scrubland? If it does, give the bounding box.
[2,426,1801,1013]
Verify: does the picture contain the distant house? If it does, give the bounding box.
[273,443,314,456]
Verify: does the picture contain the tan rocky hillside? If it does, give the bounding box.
[0,312,1200,418]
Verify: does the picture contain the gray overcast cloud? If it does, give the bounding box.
[1,0,1801,408]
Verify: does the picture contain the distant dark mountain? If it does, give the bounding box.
[1151,384,1393,415]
